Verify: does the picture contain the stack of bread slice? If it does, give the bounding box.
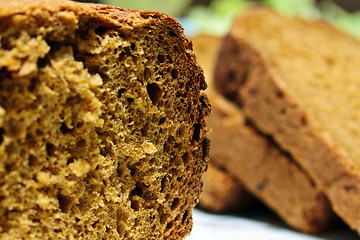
[202,7,360,235]
[192,34,337,233]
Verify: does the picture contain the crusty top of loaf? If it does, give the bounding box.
[0,0,186,42]
[0,0,206,92]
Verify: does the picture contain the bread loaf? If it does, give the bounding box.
[192,34,336,233]
[0,0,209,239]
[215,8,360,233]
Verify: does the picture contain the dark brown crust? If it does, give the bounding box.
[215,8,360,233]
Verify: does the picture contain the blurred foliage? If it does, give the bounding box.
[99,0,360,38]
[185,0,360,37]
[263,0,320,18]
[320,1,360,38]
[101,0,193,17]
[185,0,251,35]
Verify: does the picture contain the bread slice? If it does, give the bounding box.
[215,8,360,233]
[206,89,336,233]
[191,34,336,233]
[199,163,254,213]
[191,35,255,213]
[0,1,210,239]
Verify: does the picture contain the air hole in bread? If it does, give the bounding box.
[6,143,19,156]
[8,118,22,137]
[60,123,72,134]
[171,69,178,79]
[171,198,180,211]
[161,176,169,193]
[177,125,186,137]
[201,138,210,162]
[94,26,108,36]
[131,55,138,63]
[146,83,161,104]
[130,43,136,51]
[66,158,75,165]
[0,128,4,145]
[77,139,86,148]
[4,162,11,173]
[118,52,126,61]
[76,121,84,128]
[100,143,111,157]
[57,193,72,213]
[182,152,189,165]
[130,199,141,211]
[159,117,166,125]
[141,122,149,135]
[166,221,173,230]
[27,78,37,92]
[144,68,151,80]
[131,183,145,197]
[160,213,170,224]
[192,123,201,142]
[169,31,178,38]
[182,210,189,224]
[35,129,44,136]
[157,55,165,63]
[28,154,40,166]
[46,143,56,156]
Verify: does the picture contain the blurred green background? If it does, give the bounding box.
[75,0,360,37]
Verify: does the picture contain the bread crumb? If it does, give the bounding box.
[69,159,91,177]
[36,171,52,186]
[143,140,157,155]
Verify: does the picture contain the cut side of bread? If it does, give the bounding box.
[215,8,360,233]
[0,0,209,239]
[191,34,336,233]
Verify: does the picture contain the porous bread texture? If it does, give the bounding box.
[215,8,360,233]
[199,163,254,213]
[0,0,209,239]
[192,34,336,233]
[206,89,336,233]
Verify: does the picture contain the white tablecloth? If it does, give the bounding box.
[187,209,358,240]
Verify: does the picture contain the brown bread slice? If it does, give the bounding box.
[215,8,360,233]
[0,0,210,239]
[206,89,336,233]
[192,34,336,233]
[199,163,254,213]
[192,35,255,213]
